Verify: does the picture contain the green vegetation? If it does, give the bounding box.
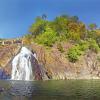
[35,26,57,47]
[67,45,82,63]
[88,39,100,53]
[24,14,100,62]
[67,40,88,63]
[67,39,99,62]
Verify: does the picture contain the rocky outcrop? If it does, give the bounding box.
[31,43,100,80]
[0,43,100,80]
[0,45,21,79]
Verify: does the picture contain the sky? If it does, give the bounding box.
[0,0,100,38]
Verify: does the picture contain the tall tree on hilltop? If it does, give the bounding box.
[51,15,69,34]
[42,14,47,20]
[70,16,79,23]
[88,23,97,30]
[29,16,48,37]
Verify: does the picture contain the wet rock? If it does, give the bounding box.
[0,68,10,79]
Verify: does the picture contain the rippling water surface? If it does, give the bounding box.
[0,80,100,100]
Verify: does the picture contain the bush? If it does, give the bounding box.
[67,41,88,63]
[69,31,80,41]
[57,33,67,42]
[67,39,100,63]
[78,40,89,51]
[88,39,100,53]
[67,46,82,63]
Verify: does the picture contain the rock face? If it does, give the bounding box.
[11,47,48,81]
[0,69,10,79]
[0,45,21,79]
[0,43,100,80]
[31,43,100,80]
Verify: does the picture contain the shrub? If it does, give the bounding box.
[67,46,82,63]
[67,41,88,63]
[69,31,80,41]
[88,39,100,53]
[67,39,100,63]
[57,33,67,42]
[78,40,89,51]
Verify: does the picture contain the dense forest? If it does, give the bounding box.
[23,14,100,63]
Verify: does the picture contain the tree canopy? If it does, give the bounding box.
[23,14,100,62]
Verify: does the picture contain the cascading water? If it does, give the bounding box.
[11,47,36,81]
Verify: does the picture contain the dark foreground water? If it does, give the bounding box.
[0,80,100,100]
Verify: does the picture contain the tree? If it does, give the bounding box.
[29,16,48,37]
[88,23,97,30]
[51,16,69,35]
[67,22,86,40]
[70,16,79,22]
[42,14,47,20]
[35,26,57,46]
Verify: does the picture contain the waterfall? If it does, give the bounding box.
[11,47,36,81]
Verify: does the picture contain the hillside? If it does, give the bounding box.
[0,14,100,80]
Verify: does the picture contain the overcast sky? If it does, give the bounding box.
[0,0,100,38]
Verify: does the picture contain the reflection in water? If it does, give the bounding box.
[9,81,34,96]
[0,80,100,100]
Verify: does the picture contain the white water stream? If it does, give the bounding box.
[11,47,36,81]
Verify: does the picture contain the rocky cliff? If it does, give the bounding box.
[31,42,100,80]
[0,45,21,79]
[0,43,100,80]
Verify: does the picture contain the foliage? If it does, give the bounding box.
[88,39,100,53]
[67,45,82,63]
[88,23,97,30]
[51,15,69,34]
[28,14,87,43]
[56,32,68,42]
[24,14,100,63]
[67,22,86,40]
[95,30,100,47]
[87,30,96,39]
[29,16,48,37]
[67,39,100,63]
[78,40,89,51]
[35,26,57,47]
